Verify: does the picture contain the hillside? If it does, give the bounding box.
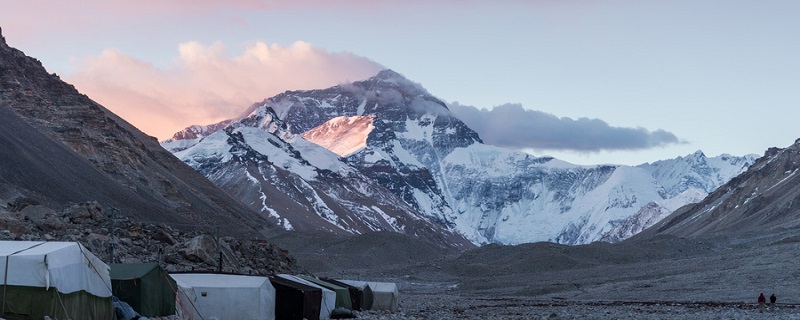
[0,28,268,237]
[0,28,296,275]
[641,139,800,238]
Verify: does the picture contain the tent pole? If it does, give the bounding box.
[215,226,220,273]
[2,256,8,315]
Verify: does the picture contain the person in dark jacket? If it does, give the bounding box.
[770,293,777,308]
[758,293,766,312]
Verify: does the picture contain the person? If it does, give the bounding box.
[770,293,777,308]
[758,292,766,312]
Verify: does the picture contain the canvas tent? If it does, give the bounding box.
[268,275,322,320]
[171,273,276,320]
[322,277,373,311]
[340,280,398,312]
[296,275,352,310]
[0,241,114,320]
[278,274,335,320]
[110,263,176,317]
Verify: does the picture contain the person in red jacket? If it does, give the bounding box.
[758,292,767,312]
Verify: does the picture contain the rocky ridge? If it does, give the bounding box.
[0,27,296,272]
[0,27,268,238]
[645,138,800,238]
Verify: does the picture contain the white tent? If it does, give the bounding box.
[0,241,113,319]
[341,280,398,312]
[171,273,276,320]
[278,274,335,320]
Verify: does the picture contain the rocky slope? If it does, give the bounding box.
[0,200,297,275]
[643,138,800,238]
[166,70,756,246]
[0,27,267,238]
[0,27,294,272]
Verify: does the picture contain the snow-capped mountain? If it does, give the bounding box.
[164,69,757,246]
[641,139,800,239]
[172,104,474,249]
[161,120,234,153]
[599,151,757,242]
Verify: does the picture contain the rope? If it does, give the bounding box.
[54,289,72,320]
[162,271,204,320]
[77,243,114,295]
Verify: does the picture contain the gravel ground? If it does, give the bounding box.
[357,291,800,320]
[278,231,800,319]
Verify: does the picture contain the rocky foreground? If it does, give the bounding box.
[0,199,298,275]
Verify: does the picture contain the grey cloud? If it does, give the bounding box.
[448,103,685,152]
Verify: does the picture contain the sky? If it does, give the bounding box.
[1,0,799,166]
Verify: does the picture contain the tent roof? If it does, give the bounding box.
[367,282,397,292]
[269,276,320,292]
[0,241,76,256]
[170,273,270,288]
[341,280,397,293]
[0,241,111,297]
[110,263,161,279]
[296,275,346,291]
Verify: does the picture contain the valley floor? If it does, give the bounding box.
[272,229,800,320]
[357,291,800,320]
[354,280,800,319]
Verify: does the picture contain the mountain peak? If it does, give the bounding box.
[690,150,706,159]
[374,69,406,80]
[359,69,431,98]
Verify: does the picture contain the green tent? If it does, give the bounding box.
[0,241,114,320]
[110,263,176,317]
[296,275,352,310]
[321,277,373,311]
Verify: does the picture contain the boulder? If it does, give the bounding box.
[19,204,54,220]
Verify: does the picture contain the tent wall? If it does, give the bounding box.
[0,241,111,297]
[296,275,352,310]
[278,275,334,320]
[0,241,113,320]
[172,274,275,320]
[368,282,399,312]
[340,280,397,312]
[1,285,113,320]
[111,264,176,317]
[322,278,373,311]
[269,277,322,320]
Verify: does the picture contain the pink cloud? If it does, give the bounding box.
[65,41,383,140]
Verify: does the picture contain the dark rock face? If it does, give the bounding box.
[0,29,268,238]
[0,29,295,271]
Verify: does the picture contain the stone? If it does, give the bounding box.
[19,205,53,220]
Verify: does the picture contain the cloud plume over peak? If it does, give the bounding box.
[66,41,383,140]
[449,103,684,152]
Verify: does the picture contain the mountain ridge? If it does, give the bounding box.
[164,69,757,246]
[0,27,270,238]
